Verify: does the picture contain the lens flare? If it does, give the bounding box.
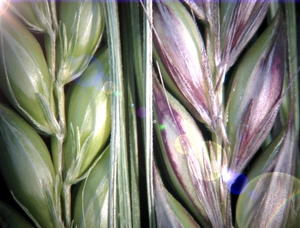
[74,56,103,87]
[174,134,190,155]
[236,172,300,228]
[221,168,248,194]
[0,0,9,16]
[103,81,116,94]
[137,107,147,118]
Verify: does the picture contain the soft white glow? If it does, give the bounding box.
[221,168,237,186]
[0,0,9,16]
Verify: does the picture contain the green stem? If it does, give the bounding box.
[54,83,69,227]
[44,6,57,117]
[51,134,63,180]
[121,3,141,227]
[45,31,56,80]
[49,0,58,32]
[140,2,155,227]
[104,2,132,227]
[43,12,67,226]
[284,3,299,139]
[50,121,65,227]
[51,83,66,175]
[55,83,66,137]
[62,184,71,228]
[51,81,68,227]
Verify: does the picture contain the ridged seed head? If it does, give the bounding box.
[63,47,111,181]
[220,0,270,68]
[238,111,299,228]
[153,0,212,126]
[0,104,57,228]
[153,76,227,227]
[227,11,285,173]
[8,0,52,32]
[73,146,110,228]
[56,0,105,84]
[0,15,57,135]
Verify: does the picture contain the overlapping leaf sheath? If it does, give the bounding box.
[0,14,57,135]
[0,199,33,228]
[73,145,110,228]
[153,76,228,227]
[226,10,286,173]
[0,104,60,228]
[63,47,111,182]
[154,163,200,228]
[180,0,205,21]
[56,0,105,84]
[153,0,216,129]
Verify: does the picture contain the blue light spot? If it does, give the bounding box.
[230,174,248,195]
[74,56,103,87]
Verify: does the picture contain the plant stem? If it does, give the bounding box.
[44,11,68,226]
[50,89,66,227]
[53,82,70,227]
[45,16,69,226]
[62,184,71,228]
[55,83,66,139]
[51,84,66,177]
[45,30,56,80]
[104,2,132,227]
[49,0,58,33]
[51,134,63,180]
